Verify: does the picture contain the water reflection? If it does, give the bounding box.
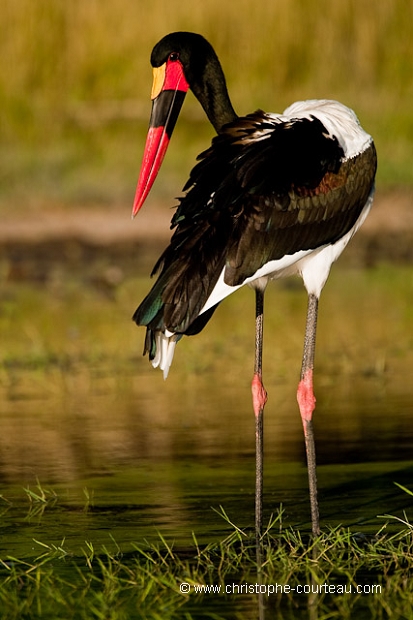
[1,363,413,480]
[1,266,413,544]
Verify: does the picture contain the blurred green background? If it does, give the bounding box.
[1,0,412,214]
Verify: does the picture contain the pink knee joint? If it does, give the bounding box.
[297,368,316,423]
[251,373,267,417]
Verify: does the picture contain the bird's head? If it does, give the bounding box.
[132,32,236,217]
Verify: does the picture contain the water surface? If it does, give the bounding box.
[1,265,413,620]
[1,266,412,543]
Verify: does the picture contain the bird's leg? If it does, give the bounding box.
[297,292,320,537]
[251,288,267,545]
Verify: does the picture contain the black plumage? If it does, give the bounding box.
[134,111,376,354]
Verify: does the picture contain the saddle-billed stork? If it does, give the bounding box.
[131,32,377,538]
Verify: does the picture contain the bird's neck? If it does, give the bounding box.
[191,60,237,133]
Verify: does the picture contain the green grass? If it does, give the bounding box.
[1,0,413,212]
[2,489,413,619]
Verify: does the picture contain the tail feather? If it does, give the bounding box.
[151,331,179,379]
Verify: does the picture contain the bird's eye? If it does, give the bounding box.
[169,52,180,62]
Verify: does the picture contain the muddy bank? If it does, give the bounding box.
[0,189,412,285]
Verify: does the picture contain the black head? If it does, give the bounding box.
[150,32,218,87]
[150,32,237,132]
